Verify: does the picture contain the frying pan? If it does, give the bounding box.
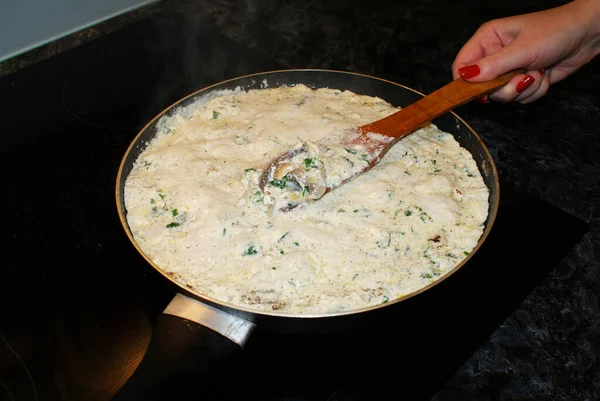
[113,69,499,400]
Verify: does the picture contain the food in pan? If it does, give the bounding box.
[124,84,489,314]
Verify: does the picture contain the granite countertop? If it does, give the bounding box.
[2,0,598,399]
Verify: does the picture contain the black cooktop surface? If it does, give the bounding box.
[0,12,588,401]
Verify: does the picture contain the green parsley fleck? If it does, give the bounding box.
[172,209,178,217]
[338,208,345,213]
[304,158,318,169]
[243,246,257,256]
[244,168,256,173]
[382,295,389,303]
[464,251,470,256]
[166,222,180,228]
[279,232,289,241]
[294,242,299,246]
[212,111,220,119]
[269,175,288,189]
[405,210,413,216]
[345,148,357,154]
[223,228,227,235]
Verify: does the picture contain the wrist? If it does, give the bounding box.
[574,0,600,55]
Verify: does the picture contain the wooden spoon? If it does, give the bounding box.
[260,70,523,210]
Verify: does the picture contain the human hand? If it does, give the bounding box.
[452,0,600,103]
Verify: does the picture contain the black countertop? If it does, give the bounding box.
[1,0,599,400]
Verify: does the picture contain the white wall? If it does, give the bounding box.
[0,0,158,62]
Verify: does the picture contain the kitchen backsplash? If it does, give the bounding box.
[0,0,158,62]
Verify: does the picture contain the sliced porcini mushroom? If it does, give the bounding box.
[308,181,326,200]
[273,162,296,181]
[286,167,308,187]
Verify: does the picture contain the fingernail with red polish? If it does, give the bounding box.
[458,64,481,79]
[516,75,535,93]
[477,95,490,104]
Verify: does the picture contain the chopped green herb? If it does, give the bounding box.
[360,154,370,163]
[150,199,155,204]
[166,222,180,228]
[152,206,157,212]
[293,242,299,246]
[404,170,411,175]
[464,251,470,256]
[159,192,165,200]
[345,148,357,154]
[269,175,288,189]
[223,228,227,235]
[421,273,433,279]
[243,246,257,256]
[353,209,359,213]
[433,168,442,173]
[301,186,310,197]
[212,111,220,119]
[382,295,389,303]
[338,208,345,213]
[353,273,359,280]
[244,168,256,173]
[272,267,277,270]
[304,158,318,169]
[252,191,264,203]
[279,249,285,255]
[446,252,456,258]
[172,209,178,217]
[405,210,413,216]
[279,232,289,241]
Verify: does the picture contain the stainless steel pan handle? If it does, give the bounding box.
[111,294,256,401]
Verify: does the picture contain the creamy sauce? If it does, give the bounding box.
[124,84,489,314]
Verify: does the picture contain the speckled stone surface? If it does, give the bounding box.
[2,0,598,399]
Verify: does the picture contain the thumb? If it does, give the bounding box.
[461,43,533,82]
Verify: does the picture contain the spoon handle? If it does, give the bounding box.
[359,70,524,139]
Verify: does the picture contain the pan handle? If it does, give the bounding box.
[111,294,256,401]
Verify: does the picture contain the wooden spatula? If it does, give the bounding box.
[260,70,522,210]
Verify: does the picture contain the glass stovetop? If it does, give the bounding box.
[0,12,588,401]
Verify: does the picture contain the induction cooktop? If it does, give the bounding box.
[0,12,588,401]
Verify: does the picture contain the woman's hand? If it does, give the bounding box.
[452,0,600,103]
